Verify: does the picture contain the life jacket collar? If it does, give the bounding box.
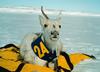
[31,34,57,62]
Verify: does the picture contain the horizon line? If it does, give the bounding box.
[0,7,100,17]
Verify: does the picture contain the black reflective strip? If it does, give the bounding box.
[0,44,19,50]
[60,51,74,71]
[57,66,71,72]
[0,66,11,72]
[15,63,25,72]
[82,53,96,59]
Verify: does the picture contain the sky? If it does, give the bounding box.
[0,0,100,13]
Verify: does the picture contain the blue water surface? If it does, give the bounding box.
[0,12,100,72]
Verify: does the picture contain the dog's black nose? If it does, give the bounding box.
[51,32,53,35]
[51,31,59,35]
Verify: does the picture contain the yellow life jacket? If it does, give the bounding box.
[57,52,95,72]
[0,44,54,72]
[0,44,96,72]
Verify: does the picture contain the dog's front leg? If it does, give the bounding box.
[23,50,35,64]
[57,41,63,56]
[46,59,57,70]
[20,34,37,64]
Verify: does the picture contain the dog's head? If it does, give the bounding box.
[39,6,61,41]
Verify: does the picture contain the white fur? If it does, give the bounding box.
[20,8,63,66]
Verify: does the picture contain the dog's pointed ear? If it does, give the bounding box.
[56,16,61,24]
[56,11,62,23]
[39,15,44,26]
[39,15,47,26]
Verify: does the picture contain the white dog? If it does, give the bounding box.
[20,6,63,68]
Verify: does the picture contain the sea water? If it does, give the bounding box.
[0,12,100,72]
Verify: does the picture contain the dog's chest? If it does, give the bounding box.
[31,35,57,62]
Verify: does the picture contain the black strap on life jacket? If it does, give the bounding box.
[0,63,25,72]
[15,63,25,72]
[57,66,71,72]
[0,44,19,50]
[0,66,11,72]
[57,51,74,72]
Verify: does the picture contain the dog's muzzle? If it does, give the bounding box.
[51,31,59,36]
[50,31,59,40]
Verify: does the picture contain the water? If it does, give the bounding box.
[0,12,100,72]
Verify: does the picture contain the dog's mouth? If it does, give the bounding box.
[50,35,59,41]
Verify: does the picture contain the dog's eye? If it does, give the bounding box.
[44,24,48,28]
[59,25,61,28]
